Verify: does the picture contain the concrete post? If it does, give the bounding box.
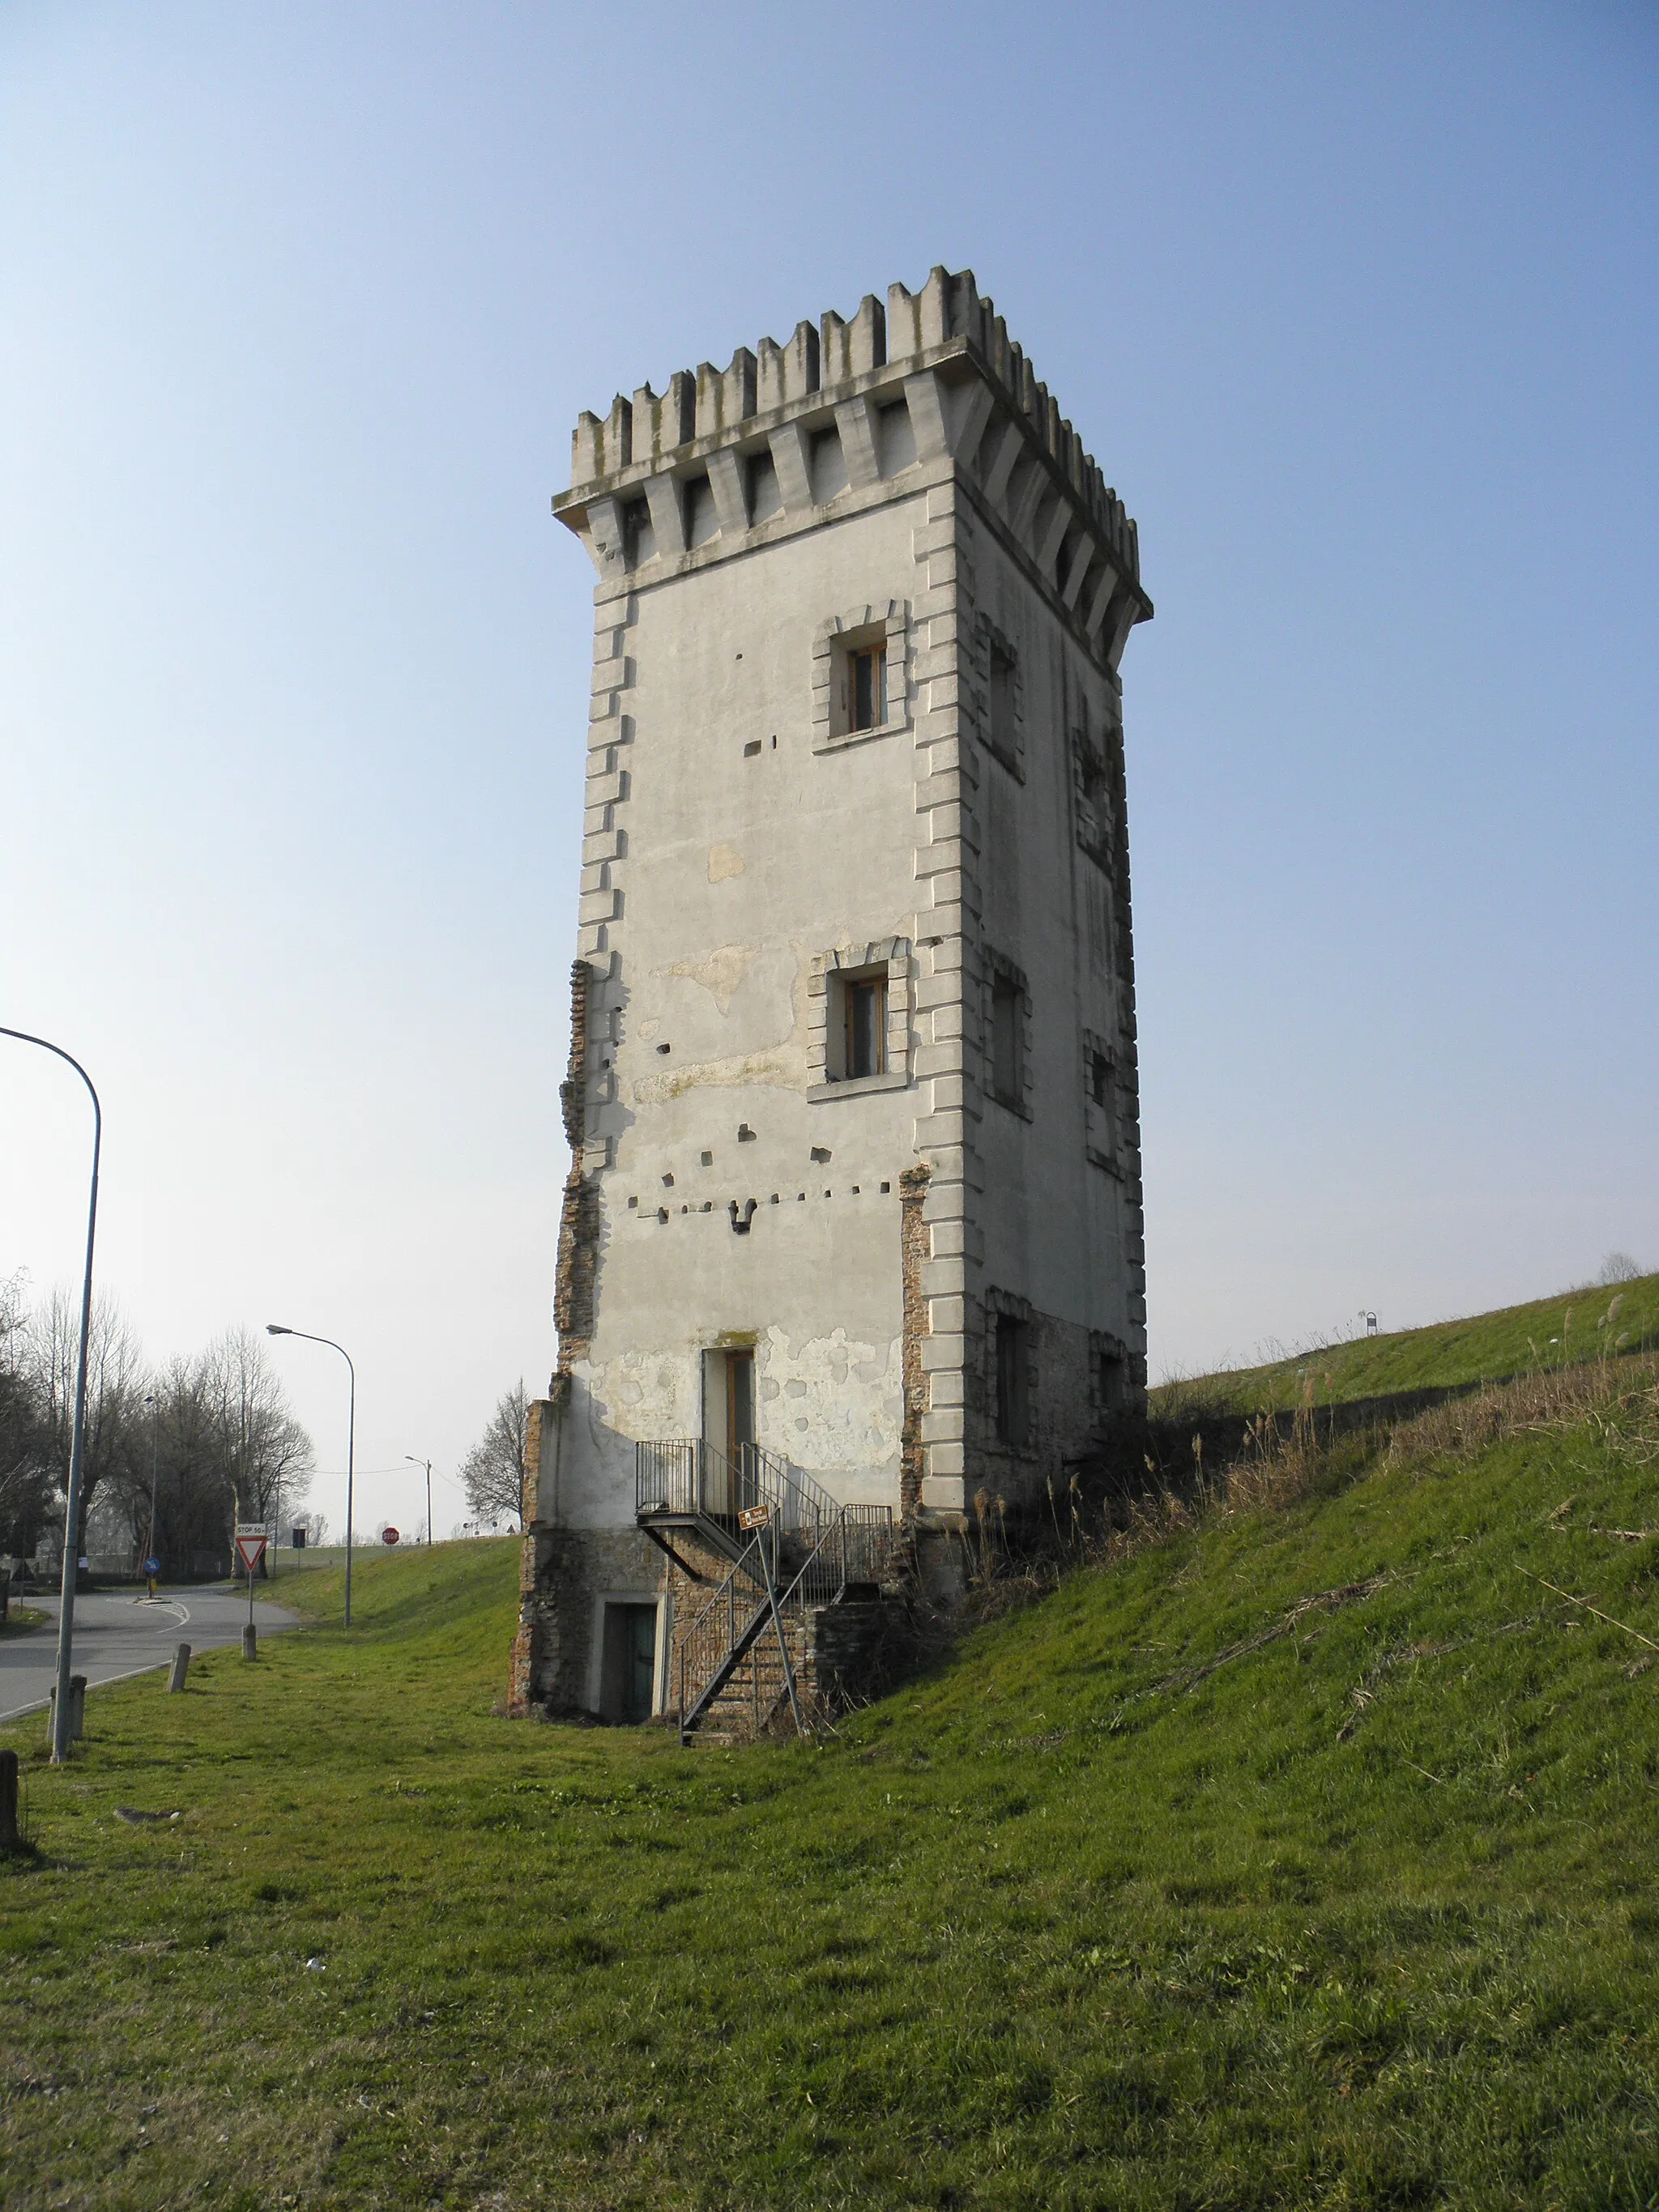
[167,1642,190,1692]
[241,1623,257,1661]
[49,1673,87,1745]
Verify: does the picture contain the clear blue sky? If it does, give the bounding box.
[2,2,1655,1535]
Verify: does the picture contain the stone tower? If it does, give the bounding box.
[511,267,1151,1729]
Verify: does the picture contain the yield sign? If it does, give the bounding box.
[234,1529,268,1575]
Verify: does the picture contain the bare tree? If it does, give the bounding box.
[28,1286,145,1564]
[458,1381,531,1531]
[1597,1251,1644,1286]
[0,1272,49,1557]
[198,1327,313,1530]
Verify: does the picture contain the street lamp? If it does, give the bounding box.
[265,1325,356,1626]
[404,1455,433,1545]
[0,1024,100,1765]
[143,1391,159,1590]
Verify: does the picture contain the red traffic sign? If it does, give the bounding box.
[234,1531,268,1575]
[737,1502,772,1530]
[382,1527,400,1546]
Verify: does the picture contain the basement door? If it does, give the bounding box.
[600,1601,659,1724]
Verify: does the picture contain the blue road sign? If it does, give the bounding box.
[144,1558,160,1575]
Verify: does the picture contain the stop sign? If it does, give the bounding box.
[382,1526,399,1546]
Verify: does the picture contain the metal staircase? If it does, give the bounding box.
[634,1441,893,1743]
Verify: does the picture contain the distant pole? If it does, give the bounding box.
[267,1325,356,1626]
[1,1025,100,1766]
[143,1391,159,1592]
[404,1455,433,1545]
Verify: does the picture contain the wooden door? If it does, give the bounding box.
[726,1348,756,1513]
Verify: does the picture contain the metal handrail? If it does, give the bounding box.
[638,1438,898,1739]
[637,1439,893,1536]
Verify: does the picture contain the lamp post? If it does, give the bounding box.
[1,1025,100,1765]
[404,1455,433,1545]
[143,1390,159,1592]
[265,1325,356,1626]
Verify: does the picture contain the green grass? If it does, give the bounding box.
[0,1605,49,1639]
[3,1356,1659,2207]
[1154,1270,1659,1416]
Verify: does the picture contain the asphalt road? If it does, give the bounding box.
[0,1585,300,1722]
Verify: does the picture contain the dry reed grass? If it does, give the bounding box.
[948,1338,1659,1627]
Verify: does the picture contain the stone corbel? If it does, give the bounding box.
[981,416,1026,507]
[1036,497,1071,582]
[585,495,629,581]
[643,474,687,559]
[706,448,748,538]
[834,397,881,489]
[767,420,815,512]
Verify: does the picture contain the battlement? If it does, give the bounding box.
[561,266,1141,590]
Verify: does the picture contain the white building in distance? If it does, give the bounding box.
[511,267,1151,1733]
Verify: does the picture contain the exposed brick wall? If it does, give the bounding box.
[512,1517,667,1720]
[1104,691,1149,1367]
[552,960,600,1365]
[508,1396,556,1718]
[898,1163,931,1526]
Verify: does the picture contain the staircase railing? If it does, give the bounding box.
[637,1451,898,1575]
[641,1439,898,1741]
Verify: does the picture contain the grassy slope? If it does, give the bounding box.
[1154,1271,1659,1415]
[2,1371,1658,2207]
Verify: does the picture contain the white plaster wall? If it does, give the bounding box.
[562,493,933,1528]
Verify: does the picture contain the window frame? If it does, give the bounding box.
[849,642,888,734]
[811,602,909,752]
[1083,1027,1121,1173]
[985,1288,1035,1453]
[807,937,911,1099]
[842,970,888,1080]
[983,949,1033,1119]
[975,616,1025,780]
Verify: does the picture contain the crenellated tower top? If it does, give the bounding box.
[553,266,1150,672]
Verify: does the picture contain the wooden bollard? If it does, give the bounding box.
[0,1749,19,1849]
[167,1642,191,1693]
[241,1623,258,1662]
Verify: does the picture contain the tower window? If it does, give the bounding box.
[987,641,1020,773]
[830,968,888,1080]
[991,971,1025,1107]
[995,1314,1030,1445]
[846,974,886,1079]
[851,645,887,732]
[1097,1339,1127,1413]
[977,618,1024,778]
[1084,1030,1120,1170]
[812,603,907,753]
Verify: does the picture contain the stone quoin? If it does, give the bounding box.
[511,266,1152,1735]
